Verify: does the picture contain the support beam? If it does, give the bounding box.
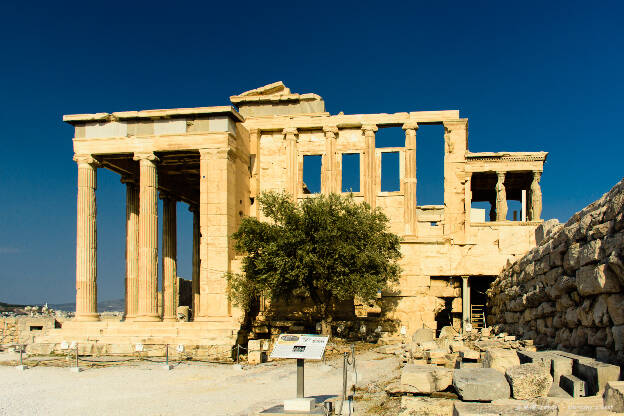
[134,152,160,322]
[161,192,177,322]
[402,121,418,235]
[74,154,99,322]
[122,176,139,321]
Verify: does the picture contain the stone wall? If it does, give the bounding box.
[488,178,624,364]
[0,316,58,345]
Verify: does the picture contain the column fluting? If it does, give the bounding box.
[74,154,100,321]
[161,193,177,322]
[134,152,160,321]
[123,177,139,321]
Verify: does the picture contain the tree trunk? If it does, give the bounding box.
[321,316,333,336]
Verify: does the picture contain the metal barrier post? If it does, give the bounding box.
[16,344,27,371]
[70,343,82,373]
[162,344,173,370]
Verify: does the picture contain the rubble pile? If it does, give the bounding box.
[376,327,622,415]
[488,178,624,365]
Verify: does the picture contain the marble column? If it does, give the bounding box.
[283,128,299,199]
[122,176,139,321]
[189,205,200,319]
[462,276,471,330]
[133,152,160,321]
[362,124,378,209]
[402,122,418,235]
[74,154,99,321]
[161,192,177,322]
[495,172,508,221]
[529,171,542,221]
[322,125,338,194]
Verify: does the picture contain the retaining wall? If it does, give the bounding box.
[488,178,624,364]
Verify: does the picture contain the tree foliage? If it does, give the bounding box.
[228,191,402,334]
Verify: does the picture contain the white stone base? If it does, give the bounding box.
[283,398,315,412]
[15,365,28,371]
[70,367,83,373]
[162,364,173,370]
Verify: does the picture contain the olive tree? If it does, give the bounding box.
[228,191,401,335]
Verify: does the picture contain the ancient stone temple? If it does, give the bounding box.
[36,82,548,353]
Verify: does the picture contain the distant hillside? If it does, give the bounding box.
[0,301,25,313]
[49,299,125,313]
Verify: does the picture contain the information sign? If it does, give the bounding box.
[269,334,329,360]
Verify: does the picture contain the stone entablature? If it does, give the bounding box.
[58,81,550,343]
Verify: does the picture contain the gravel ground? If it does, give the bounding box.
[0,350,399,416]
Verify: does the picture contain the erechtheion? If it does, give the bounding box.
[37,82,548,352]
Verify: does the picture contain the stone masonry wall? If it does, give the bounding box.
[488,178,624,364]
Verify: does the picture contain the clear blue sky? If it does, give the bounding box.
[1,1,622,304]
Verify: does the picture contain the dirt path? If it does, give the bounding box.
[0,350,400,416]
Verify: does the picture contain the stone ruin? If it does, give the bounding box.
[379,325,623,415]
[488,178,624,365]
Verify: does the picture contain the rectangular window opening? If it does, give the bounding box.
[416,124,445,205]
[341,153,360,193]
[375,127,404,148]
[302,155,322,194]
[381,152,400,192]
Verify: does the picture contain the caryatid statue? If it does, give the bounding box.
[495,172,507,221]
[530,171,542,221]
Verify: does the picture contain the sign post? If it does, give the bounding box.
[268,334,329,413]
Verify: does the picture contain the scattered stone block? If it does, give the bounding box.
[401,396,454,415]
[400,364,452,394]
[439,326,459,339]
[482,348,520,373]
[459,349,480,361]
[421,340,438,351]
[547,384,571,398]
[452,401,557,415]
[452,368,511,401]
[248,350,263,365]
[575,360,620,395]
[560,374,586,398]
[603,381,624,413]
[455,361,482,369]
[412,328,435,344]
[505,363,553,399]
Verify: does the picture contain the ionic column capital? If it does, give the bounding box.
[249,128,261,136]
[323,125,339,137]
[496,171,506,181]
[402,121,419,131]
[532,170,542,180]
[361,124,378,133]
[73,154,100,167]
[282,127,298,138]
[133,152,159,163]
